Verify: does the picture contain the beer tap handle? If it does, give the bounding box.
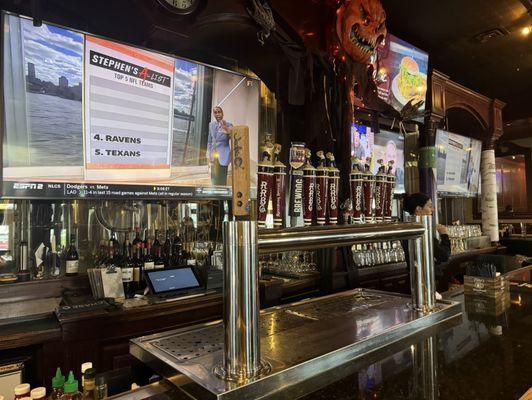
[230,125,250,219]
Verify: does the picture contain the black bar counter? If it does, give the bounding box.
[299,289,531,400]
[113,284,531,400]
[2,263,530,398]
[500,235,532,256]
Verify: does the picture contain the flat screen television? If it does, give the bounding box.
[435,129,482,196]
[351,123,405,194]
[375,34,428,113]
[1,13,260,200]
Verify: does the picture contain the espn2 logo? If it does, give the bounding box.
[13,183,44,190]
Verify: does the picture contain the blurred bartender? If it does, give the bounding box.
[207,106,233,186]
[404,193,451,265]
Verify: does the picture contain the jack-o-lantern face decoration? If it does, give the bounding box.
[336,0,387,63]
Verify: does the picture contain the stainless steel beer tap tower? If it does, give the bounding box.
[131,222,460,400]
[409,215,436,313]
[130,122,458,400]
[213,220,271,381]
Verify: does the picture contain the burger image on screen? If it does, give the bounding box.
[396,56,426,103]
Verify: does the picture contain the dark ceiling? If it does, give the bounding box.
[381,0,532,122]
[0,0,530,123]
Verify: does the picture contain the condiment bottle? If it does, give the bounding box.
[80,362,92,387]
[82,368,96,400]
[30,387,46,400]
[59,371,82,400]
[94,375,107,400]
[14,383,31,399]
[50,367,65,400]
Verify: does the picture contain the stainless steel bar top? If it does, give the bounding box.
[130,288,461,400]
[257,222,425,254]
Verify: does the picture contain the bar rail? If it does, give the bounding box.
[258,222,426,254]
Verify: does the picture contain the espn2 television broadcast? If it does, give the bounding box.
[1,13,260,199]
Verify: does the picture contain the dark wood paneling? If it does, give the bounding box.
[0,317,61,351]
[394,275,409,294]
[380,276,396,292]
[429,69,506,150]
[430,70,448,118]
[100,342,140,371]
[358,278,379,290]
[50,293,223,378]
[496,156,528,212]
[0,275,91,303]
[445,80,490,132]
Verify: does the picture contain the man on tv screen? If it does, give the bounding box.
[352,126,366,161]
[384,140,404,186]
[207,106,233,186]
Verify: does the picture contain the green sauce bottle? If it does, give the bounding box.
[50,368,65,400]
[59,371,82,400]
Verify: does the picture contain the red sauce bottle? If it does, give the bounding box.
[14,383,30,399]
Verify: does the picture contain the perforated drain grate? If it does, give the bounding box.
[152,325,224,363]
[151,311,313,363]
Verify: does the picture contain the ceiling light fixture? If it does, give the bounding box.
[521,26,531,36]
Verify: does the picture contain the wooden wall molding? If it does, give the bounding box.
[429,69,506,149]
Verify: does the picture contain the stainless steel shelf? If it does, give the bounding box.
[257,222,425,254]
[131,288,461,400]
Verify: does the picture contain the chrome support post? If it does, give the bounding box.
[215,220,270,381]
[411,336,439,400]
[409,215,436,312]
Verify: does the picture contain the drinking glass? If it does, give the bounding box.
[307,251,318,271]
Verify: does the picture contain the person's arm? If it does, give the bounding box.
[221,121,232,146]
[433,234,451,264]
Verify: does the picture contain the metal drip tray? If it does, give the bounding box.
[259,309,314,334]
[152,325,223,363]
[151,311,313,364]
[131,289,461,400]
[287,290,389,320]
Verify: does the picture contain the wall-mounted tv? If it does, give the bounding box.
[1,13,260,200]
[351,123,405,194]
[436,129,482,196]
[375,34,428,113]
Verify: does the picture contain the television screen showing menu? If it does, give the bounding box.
[375,34,428,113]
[1,13,260,199]
[436,129,482,196]
[351,123,405,194]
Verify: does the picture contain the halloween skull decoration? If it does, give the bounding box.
[336,0,387,63]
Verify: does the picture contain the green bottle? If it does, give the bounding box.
[60,371,82,399]
[50,368,65,400]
